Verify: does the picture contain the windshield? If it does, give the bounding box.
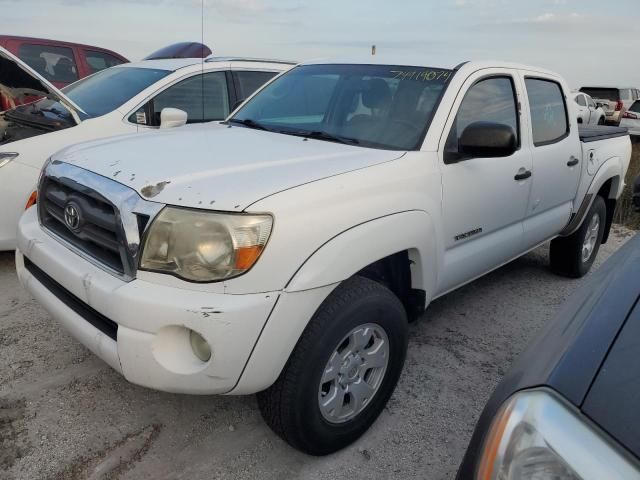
[230,64,453,150]
[580,88,619,102]
[63,66,171,117]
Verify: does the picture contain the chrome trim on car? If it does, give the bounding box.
[38,161,164,282]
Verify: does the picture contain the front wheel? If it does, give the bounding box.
[597,117,605,125]
[550,195,606,278]
[257,276,408,455]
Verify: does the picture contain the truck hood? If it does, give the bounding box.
[0,46,84,121]
[55,125,405,211]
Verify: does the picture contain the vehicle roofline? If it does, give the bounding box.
[0,34,126,59]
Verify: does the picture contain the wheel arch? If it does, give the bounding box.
[285,210,437,302]
[561,156,622,238]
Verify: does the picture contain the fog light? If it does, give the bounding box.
[190,330,211,362]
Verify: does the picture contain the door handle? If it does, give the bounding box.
[514,170,532,181]
[567,156,580,167]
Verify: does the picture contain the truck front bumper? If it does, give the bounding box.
[16,207,281,395]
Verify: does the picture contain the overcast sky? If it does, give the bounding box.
[2,0,638,88]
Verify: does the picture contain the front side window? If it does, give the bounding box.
[233,71,278,102]
[230,64,453,151]
[587,96,596,108]
[525,78,569,146]
[18,43,78,83]
[575,94,586,107]
[84,50,125,74]
[139,71,229,126]
[446,76,519,155]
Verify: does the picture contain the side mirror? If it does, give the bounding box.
[160,108,188,129]
[458,121,517,159]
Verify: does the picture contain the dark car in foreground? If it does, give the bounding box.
[458,231,640,479]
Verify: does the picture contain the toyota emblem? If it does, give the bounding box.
[64,203,81,231]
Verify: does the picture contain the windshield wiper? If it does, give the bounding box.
[283,130,360,146]
[227,118,271,131]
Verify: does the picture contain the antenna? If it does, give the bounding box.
[201,0,205,121]
[371,45,376,56]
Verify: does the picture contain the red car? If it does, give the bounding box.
[0,35,128,110]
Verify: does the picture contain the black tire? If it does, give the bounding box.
[597,117,605,125]
[257,275,408,455]
[550,195,606,278]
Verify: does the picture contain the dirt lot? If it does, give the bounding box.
[0,227,636,480]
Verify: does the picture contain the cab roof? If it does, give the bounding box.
[299,57,560,77]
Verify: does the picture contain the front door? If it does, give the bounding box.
[437,71,532,295]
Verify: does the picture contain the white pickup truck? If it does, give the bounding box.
[16,58,631,455]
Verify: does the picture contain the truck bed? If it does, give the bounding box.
[579,125,629,143]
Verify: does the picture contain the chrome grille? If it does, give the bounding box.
[40,175,125,273]
[38,161,164,281]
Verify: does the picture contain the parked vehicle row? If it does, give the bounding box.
[0,47,293,250]
[580,86,640,127]
[13,57,631,454]
[0,35,128,110]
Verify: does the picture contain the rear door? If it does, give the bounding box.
[437,69,532,294]
[586,95,599,125]
[520,75,580,248]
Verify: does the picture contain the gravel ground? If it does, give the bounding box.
[0,227,636,480]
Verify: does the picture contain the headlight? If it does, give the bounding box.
[476,389,639,479]
[140,206,272,282]
[0,152,18,169]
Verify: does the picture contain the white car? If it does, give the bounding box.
[572,91,606,125]
[16,58,631,455]
[620,100,640,136]
[0,48,293,250]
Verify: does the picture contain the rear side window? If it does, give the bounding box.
[446,76,519,154]
[575,94,586,107]
[18,43,78,83]
[84,50,125,74]
[233,71,277,102]
[525,78,569,147]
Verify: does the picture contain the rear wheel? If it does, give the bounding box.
[257,276,408,455]
[550,195,606,278]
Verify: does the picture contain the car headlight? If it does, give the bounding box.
[140,207,273,282]
[476,389,639,479]
[0,152,19,169]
